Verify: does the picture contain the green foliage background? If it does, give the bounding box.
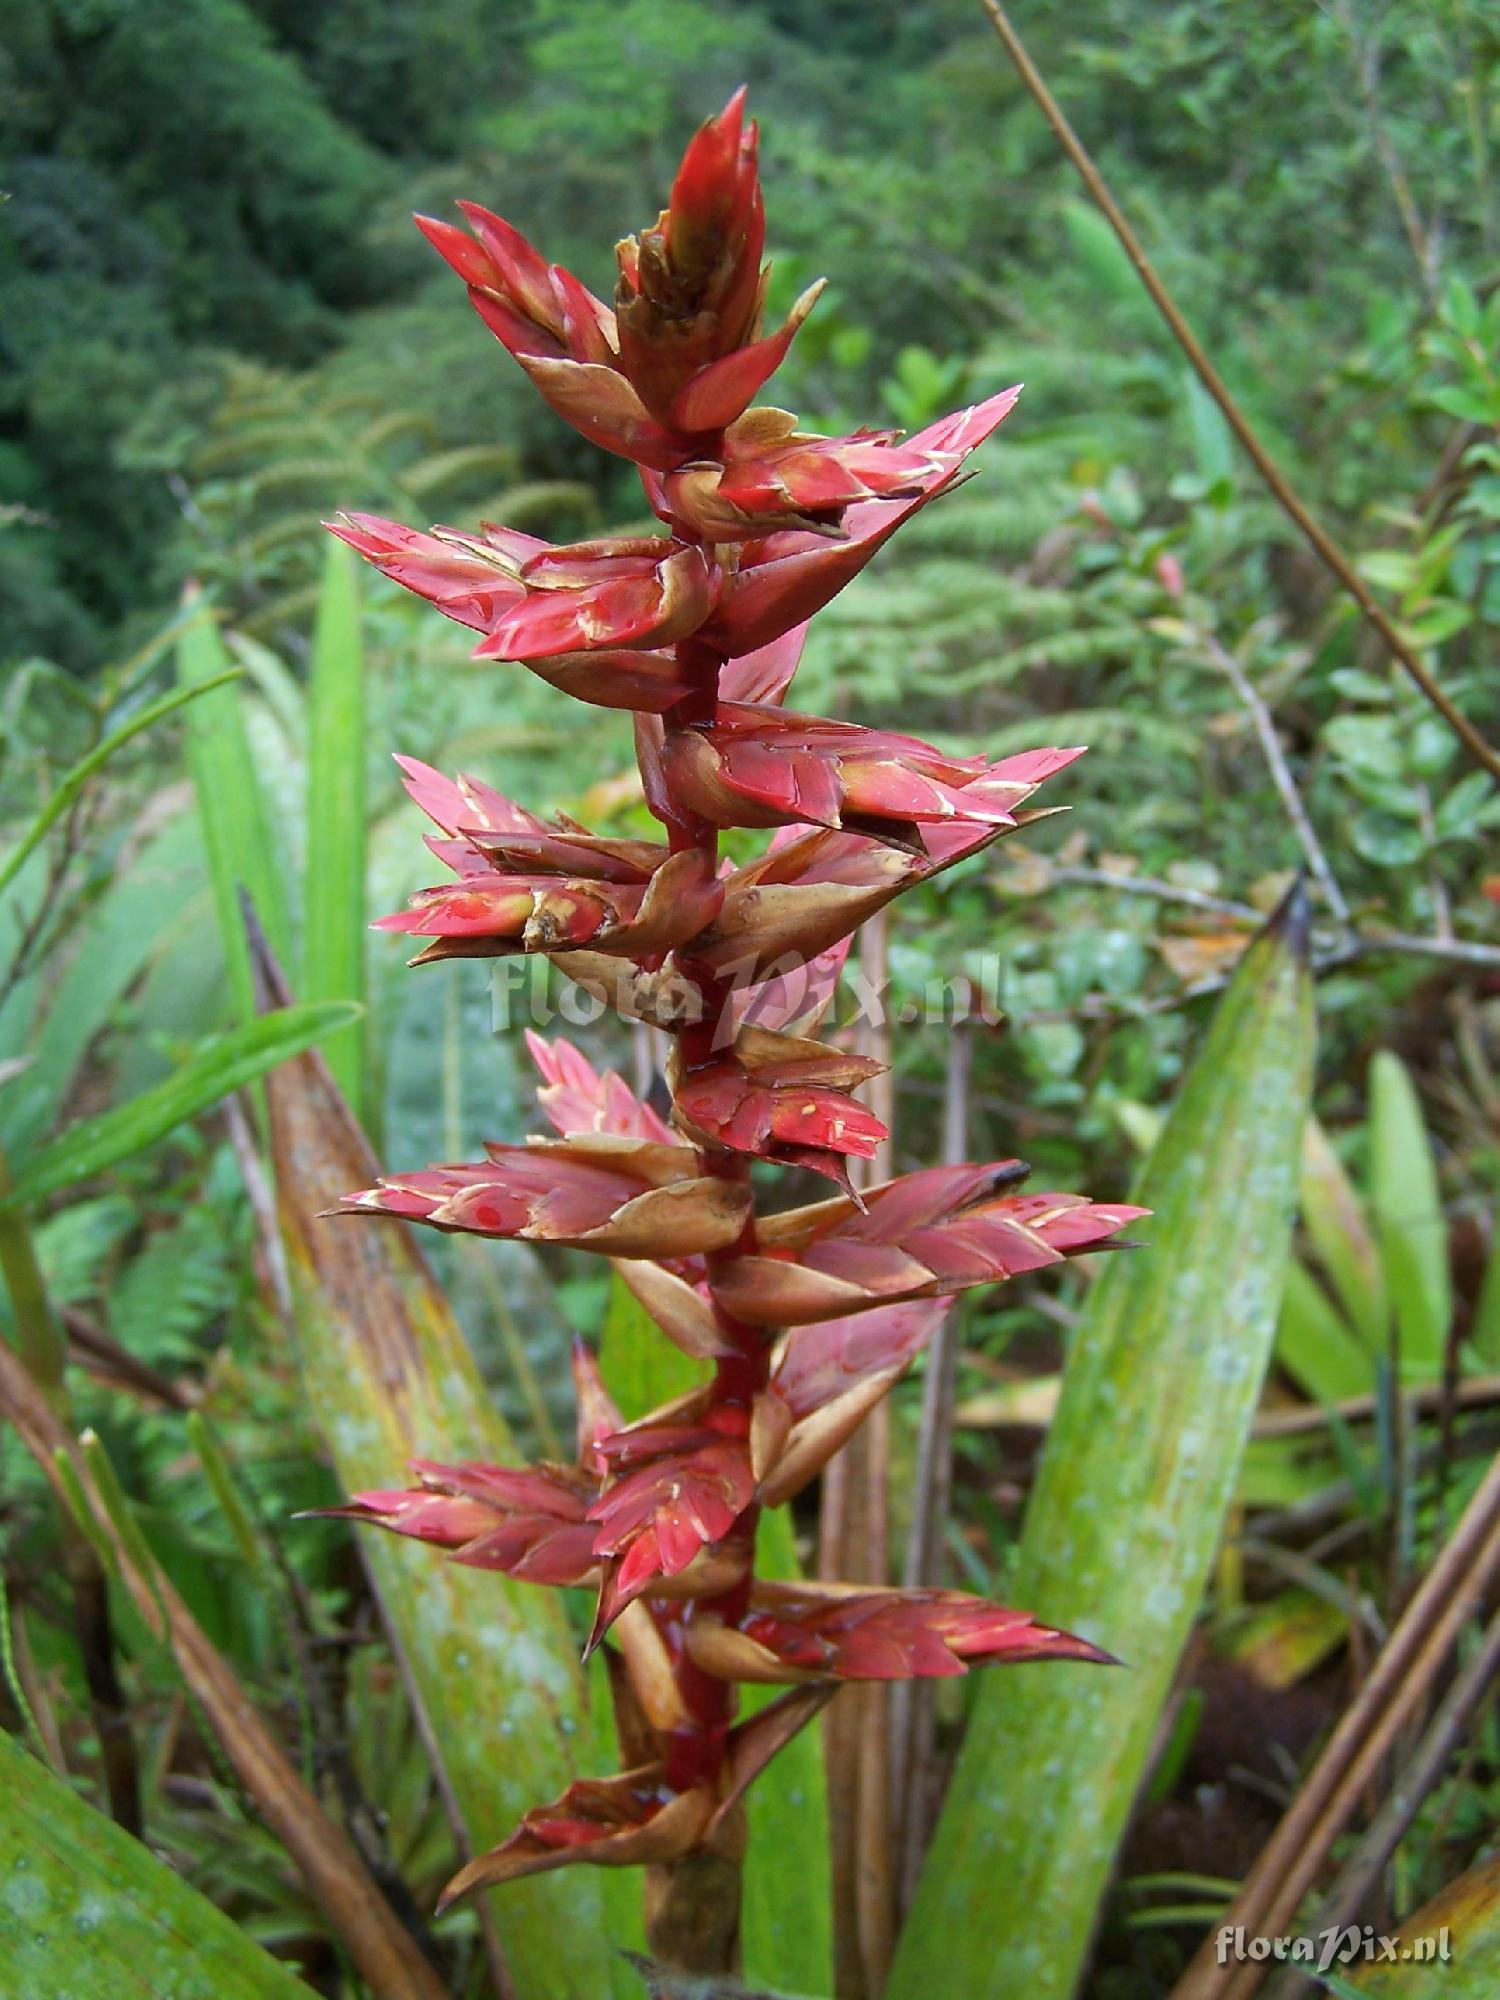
[4,3,1500,1995]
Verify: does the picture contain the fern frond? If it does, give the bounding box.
[475,481,596,529]
[399,443,522,499]
[358,410,442,455]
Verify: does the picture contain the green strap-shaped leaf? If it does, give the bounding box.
[1276,1257,1372,1405]
[891,890,1315,2000]
[1300,1115,1386,1349]
[0,1729,315,1998]
[177,594,293,1020]
[1369,1050,1451,1381]
[599,1277,834,1996]
[303,539,367,1118]
[0,1003,361,1209]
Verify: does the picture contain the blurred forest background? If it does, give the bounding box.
[3,1,1500,1996]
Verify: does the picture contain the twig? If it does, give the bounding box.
[1328,0,1440,303]
[0,1336,452,2000]
[0,1139,142,1832]
[1262,1605,1500,2000]
[1045,865,1261,922]
[1250,1371,1500,1439]
[62,1304,197,1411]
[977,0,1500,781]
[819,911,896,1999]
[1194,629,1351,925]
[893,1006,973,1909]
[1168,1446,1500,2000]
[1003,922,1500,1030]
[222,1091,292,1324]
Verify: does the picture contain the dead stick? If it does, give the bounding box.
[0,1335,451,2000]
[977,0,1500,782]
[893,1005,973,1905]
[1263,1604,1500,2000]
[819,911,896,1998]
[1168,1447,1500,2000]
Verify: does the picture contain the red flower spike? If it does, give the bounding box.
[612,89,822,435]
[712,1163,1147,1325]
[587,1428,756,1622]
[319,93,1144,1913]
[375,843,722,966]
[685,1581,1116,1685]
[372,760,724,964]
[670,1024,888,1186]
[332,1134,753,1261]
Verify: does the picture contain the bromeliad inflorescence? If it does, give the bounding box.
[322,91,1143,1971]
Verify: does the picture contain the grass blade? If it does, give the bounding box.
[892,887,1316,2000]
[0,1729,316,1997]
[1,1003,360,1210]
[0,813,203,1159]
[1369,1050,1450,1380]
[303,539,367,1119]
[0,669,239,904]
[0,1341,449,2000]
[1300,1115,1386,1348]
[1276,1258,1373,1405]
[254,942,623,1999]
[177,589,293,1020]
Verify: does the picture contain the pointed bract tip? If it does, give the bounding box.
[1265,869,1313,962]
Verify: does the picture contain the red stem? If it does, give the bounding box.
[649,627,773,1795]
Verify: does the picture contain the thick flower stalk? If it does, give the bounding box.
[324,91,1144,1974]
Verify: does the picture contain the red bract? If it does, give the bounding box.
[323,90,1137,1957]
[686,1582,1117,1684]
[713,1164,1145,1325]
[670,1025,888,1188]
[657,703,1034,849]
[331,1460,600,1586]
[333,1134,752,1259]
[663,410,956,542]
[327,517,719,666]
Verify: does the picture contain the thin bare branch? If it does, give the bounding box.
[977,0,1500,781]
[1045,865,1261,922]
[1194,628,1351,925]
[894,1009,973,1908]
[1263,1605,1500,2000]
[1168,1447,1500,2000]
[819,911,897,1998]
[0,1336,452,2000]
